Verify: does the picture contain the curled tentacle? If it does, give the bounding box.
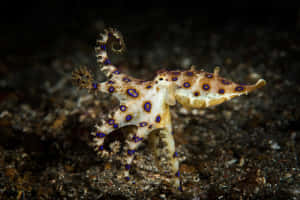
[72,66,94,91]
[95,28,126,77]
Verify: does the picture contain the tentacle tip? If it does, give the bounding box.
[190,65,196,71]
[255,79,267,88]
[71,66,94,90]
[214,66,220,75]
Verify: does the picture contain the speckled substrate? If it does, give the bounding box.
[0,20,299,199]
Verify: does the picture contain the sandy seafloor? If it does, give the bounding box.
[0,4,299,200]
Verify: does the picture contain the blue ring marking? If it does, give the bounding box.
[125,115,132,121]
[99,145,104,151]
[132,135,137,142]
[235,86,244,92]
[125,164,131,170]
[194,92,199,96]
[206,74,213,78]
[173,152,178,157]
[178,186,183,192]
[202,84,210,90]
[172,77,178,81]
[96,132,106,138]
[107,80,114,84]
[125,176,130,181]
[108,119,114,125]
[139,122,147,127]
[218,89,225,94]
[171,131,174,135]
[172,71,180,75]
[133,135,143,142]
[127,149,135,155]
[113,124,119,129]
[222,79,230,85]
[120,105,127,112]
[100,44,106,50]
[146,85,152,89]
[183,82,191,88]
[144,102,152,112]
[127,89,139,97]
[113,70,120,74]
[155,115,161,123]
[108,86,114,93]
[104,59,111,65]
[186,71,193,76]
[175,170,180,177]
[122,77,131,82]
[92,83,98,89]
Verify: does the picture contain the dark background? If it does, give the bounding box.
[1,1,299,56]
[1,1,300,199]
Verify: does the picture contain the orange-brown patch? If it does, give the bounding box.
[175,95,190,107]
[192,99,206,108]
[208,97,227,106]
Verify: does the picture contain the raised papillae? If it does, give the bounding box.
[72,27,266,191]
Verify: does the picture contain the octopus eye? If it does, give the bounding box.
[235,86,244,92]
[144,102,152,112]
[218,89,225,94]
[183,82,191,88]
[159,78,163,81]
[202,84,210,90]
